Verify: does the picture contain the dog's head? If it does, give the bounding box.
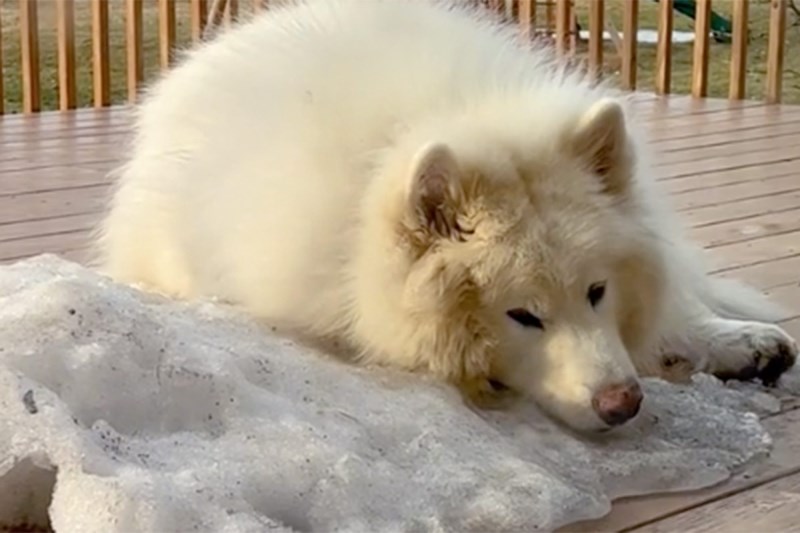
[365,97,667,433]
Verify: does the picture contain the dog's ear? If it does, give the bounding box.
[572,98,632,195]
[408,142,465,239]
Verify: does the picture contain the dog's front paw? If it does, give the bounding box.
[710,322,798,387]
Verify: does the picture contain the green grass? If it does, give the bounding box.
[573,0,800,102]
[1,0,798,114]
[0,0,200,113]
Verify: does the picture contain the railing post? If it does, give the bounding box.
[57,0,77,110]
[19,0,41,114]
[91,0,111,107]
[518,0,535,41]
[191,0,208,41]
[127,0,144,103]
[656,0,673,94]
[691,0,711,98]
[766,0,787,104]
[0,6,4,115]
[555,0,573,57]
[729,0,749,100]
[588,0,604,81]
[159,0,177,70]
[621,0,638,90]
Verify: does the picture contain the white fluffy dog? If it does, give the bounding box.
[93,0,797,432]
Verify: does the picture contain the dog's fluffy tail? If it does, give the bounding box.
[703,276,786,323]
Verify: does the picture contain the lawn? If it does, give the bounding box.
[0,0,798,113]
[573,0,800,103]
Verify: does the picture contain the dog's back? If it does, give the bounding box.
[95,0,614,336]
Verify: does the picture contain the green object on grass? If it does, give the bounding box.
[653,0,734,42]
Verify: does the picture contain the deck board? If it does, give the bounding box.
[2,95,800,531]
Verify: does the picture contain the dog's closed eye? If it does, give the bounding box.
[506,308,544,329]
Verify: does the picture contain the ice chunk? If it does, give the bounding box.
[0,255,777,532]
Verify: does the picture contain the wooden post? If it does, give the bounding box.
[519,0,534,41]
[656,0,673,94]
[728,0,749,100]
[191,0,209,41]
[588,0,604,81]
[691,0,711,98]
[57,0,77,110]
[621,0,638,90]
[555,0,572,57]
[20,0,41,113]
[91,0,111,107]
[159,0,177,69]
[127,0,144,103]
[766,0,787,103]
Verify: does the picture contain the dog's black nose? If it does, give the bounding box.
[592,381,643,426]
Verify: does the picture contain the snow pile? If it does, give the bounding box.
[0,255,782,532]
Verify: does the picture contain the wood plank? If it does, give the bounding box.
[708,230,800,272]
[0,165,111,197]
[657,148,800,180]
[656,120,800,153]
[0,213,100,243]
[646,103,800,128]
[682,191,800,229]
[714,255,800,291]
[671,176,800,211]
[0,186,109,225]
[764,284,800,321]
[663,162,799,194]
[654,133,800,166]
[631,470,800,532]
[0,231,91,262]
[690,207,800,249]
[0,147,121,170]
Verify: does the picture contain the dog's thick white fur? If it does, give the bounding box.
[93,0,797,432]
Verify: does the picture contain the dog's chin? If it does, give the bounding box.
[550,411,622,435]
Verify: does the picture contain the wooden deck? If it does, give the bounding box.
[2,95,800,531]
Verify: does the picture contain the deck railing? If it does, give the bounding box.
[0,0,793,115]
